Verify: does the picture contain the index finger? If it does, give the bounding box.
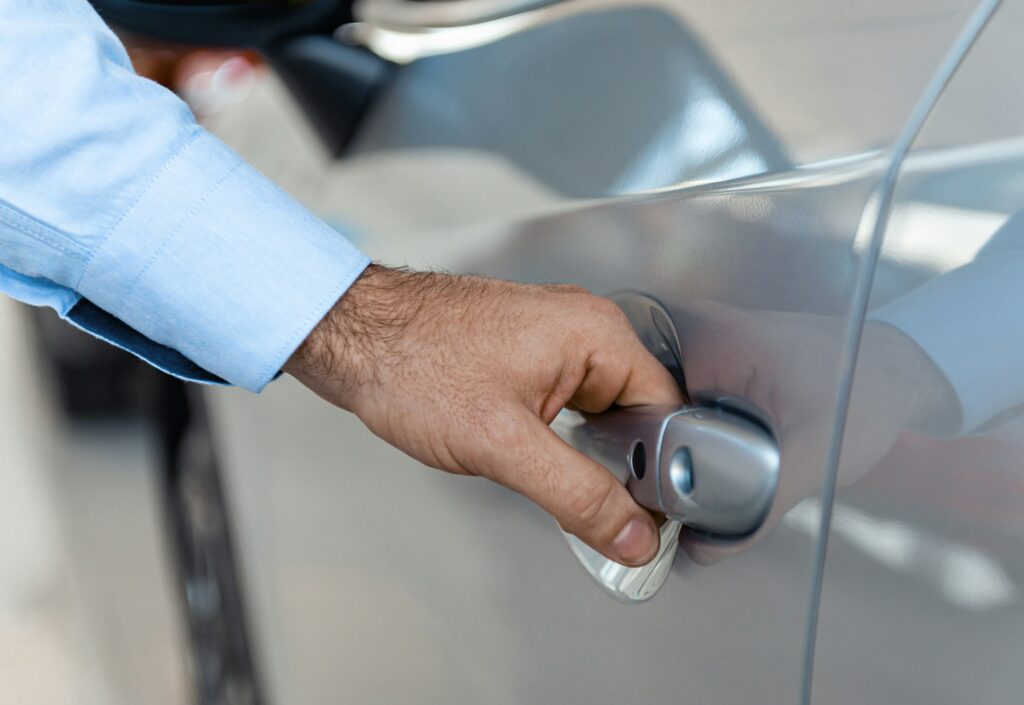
[570,333,685,413]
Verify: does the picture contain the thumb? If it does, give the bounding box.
[479,408,660,567]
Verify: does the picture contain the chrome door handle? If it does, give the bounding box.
[552,402,779,602]
[553,291,780,602]
[568,403,779,536]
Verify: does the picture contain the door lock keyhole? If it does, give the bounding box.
[629,440,646,480]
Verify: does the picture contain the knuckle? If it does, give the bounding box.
[595,298,631,330]
[480,407,525,450]
[548,283,590,295]
[587,294,621,316]
[567,295,625,336]
[555,296,636,369]
[562,474,619,535]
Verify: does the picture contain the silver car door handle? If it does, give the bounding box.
[551,401,779,602]
[550,291,779,601]
[573,403,779,536]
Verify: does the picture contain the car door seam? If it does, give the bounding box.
[798,2,1005,704]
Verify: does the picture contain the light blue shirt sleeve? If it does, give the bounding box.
[0,1,370,391]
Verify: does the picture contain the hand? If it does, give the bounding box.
[284,265,684,566]
[673,301,955,564]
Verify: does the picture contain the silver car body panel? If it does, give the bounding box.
[198,1,1020,703]
[811,3,1024,702]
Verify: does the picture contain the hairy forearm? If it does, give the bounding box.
[285,265,428,410]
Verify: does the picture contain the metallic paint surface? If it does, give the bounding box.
[194,1,1019,703]
[811,3,1024,702]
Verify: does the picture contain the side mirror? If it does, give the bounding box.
[90,0,393,154]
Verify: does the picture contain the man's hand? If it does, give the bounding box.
[284,265,684,566]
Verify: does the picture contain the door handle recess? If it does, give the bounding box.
[552,292,780,603]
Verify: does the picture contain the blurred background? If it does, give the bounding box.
[0,295,188,705]
[0,45,266,705]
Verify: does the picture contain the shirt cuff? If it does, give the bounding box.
[76,129,369,392]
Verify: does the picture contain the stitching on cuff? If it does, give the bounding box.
[118,160,243,311]
[74,127,204,291]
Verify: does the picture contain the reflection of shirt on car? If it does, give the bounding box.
[0,1,368,391]
[872,211,1024,436]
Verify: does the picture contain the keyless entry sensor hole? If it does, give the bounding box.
[629,440,646,480]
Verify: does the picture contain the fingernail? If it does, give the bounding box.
[611,517,657,565]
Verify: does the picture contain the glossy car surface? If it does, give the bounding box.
[190,1,1022,703]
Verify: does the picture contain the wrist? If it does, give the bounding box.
[284,264,418,410]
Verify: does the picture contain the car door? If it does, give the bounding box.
[810,3,1024,703]
[197,2,988,703]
